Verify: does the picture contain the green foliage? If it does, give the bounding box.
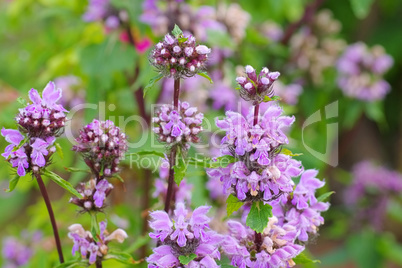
[55,259,88,268]
[350,0,375,18]
[197,71,214,84]
[5,175,20,193]
[317,191,335,203]
[226,194,244,217]
[281,148,303,157]
[174,153,187,186]
[55,142,64,160]
[179,253,197,265]
[263,95,281,102]
[293,252,321,265]
[246,201,273,233]
[42,169,81,198]
[104,250,142,265]
[172,24,183,38]
[143,73,164,97]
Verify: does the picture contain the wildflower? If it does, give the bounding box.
[337,42,393,101]
[147,203,222,267]
[68,221,127,265]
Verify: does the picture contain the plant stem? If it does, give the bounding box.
[254,231,262,252]
[280,0,325,45]
[173,78,180,109]
[254,103,260,126]
[96,259,103,268]
[34,172,64,264]
[164,78,181,213]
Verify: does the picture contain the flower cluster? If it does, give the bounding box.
[153,159,193,204]
[149,32,211,79]
[72,119,128,177]
[273,81,303,105]
[68,221,128,265]
[236,65,280,104]
[147,203,222,267]
[222,217,304,268]
[337,42,393,101]
[344,161,402,229]
[208,103,302,201]
[69,179,114,212]
[54,76,85,109]
[1,82,67,176]
[83,0,128,30]
[153,101,203,149]
[2,236,35,267]
[272,170,329,242]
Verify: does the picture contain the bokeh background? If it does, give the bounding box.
[1,0,402,267]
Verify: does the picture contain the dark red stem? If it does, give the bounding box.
[254,231,262,252]
[280,0,326,45]
[96,259,103,268]
[34,172,64,264]
[164,147,177,212]
[254,104,260,126]
[173,79,180,110]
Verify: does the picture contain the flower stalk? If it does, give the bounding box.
[34,172,64,263]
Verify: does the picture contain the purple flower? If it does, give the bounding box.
[337,42,393,101]
[2,236,33,267]
[147,203,222,267]
[9,148,29,177]
[93,179,113,208]
[153,101,203,149]
[222,217,304,268]
[208,103,300,201]
[30,138,51,167]
[1,128,24,159]
[73,119,128,177]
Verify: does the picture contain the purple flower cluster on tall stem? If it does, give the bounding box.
[83,0,129,30]
[1,82,68,264]
[150,26,209,213]
[337,42,393,101]
[147,203,222,267]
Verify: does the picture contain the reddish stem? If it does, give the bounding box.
[254,104,260,126]
[34,172,64,264]
[254,231,263,252]
[173,79,180,110]
[164,147,177,212]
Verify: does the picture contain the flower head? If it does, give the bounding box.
[72,120,128,177]
[153,101,203,149]
[149,29,211,79]
[147,203,222,267]
[236,65,280,104]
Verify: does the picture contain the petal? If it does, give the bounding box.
[28,89,42,104]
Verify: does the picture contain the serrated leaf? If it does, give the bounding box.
[317,191,335,203]
[179,253,197,265]
[197,71,213,84]
[55,143,64,160]
[5,175,20,192]
[104,250,142,265]
[226,194,244,217]
[17,97,27,106]
[293,252,321,264]
[246,201,273,233]
[350,0,375,19]
[143,73,164,97]
[281,148,303,157]
[174,155,187,185]
[263,95,281,102]
[43,170,81,198]
[172,24,183,38]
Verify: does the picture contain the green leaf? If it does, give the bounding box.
[246,201,273,233]
[54,259,88,268]
[174,155,187,185]
[178,37,188,43]
[179,253,197,265]
[90,212,99,239]
[135,150,165,158]
[143,73,164,97]
[172,24,183,38]
[104,250,142,265]
[64,167,91,173]
[226,194,244,217]
[17,97,27,106]
[263,95,281,102]
[4,175,20,193]
[113,174,124,183]
[42,170,81,198]
[317,191,335,203]
[55,143,64,160]
[197,71,213,84]
[350,0,375,19]
[293,252,321,264]
[281,148,303,157]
